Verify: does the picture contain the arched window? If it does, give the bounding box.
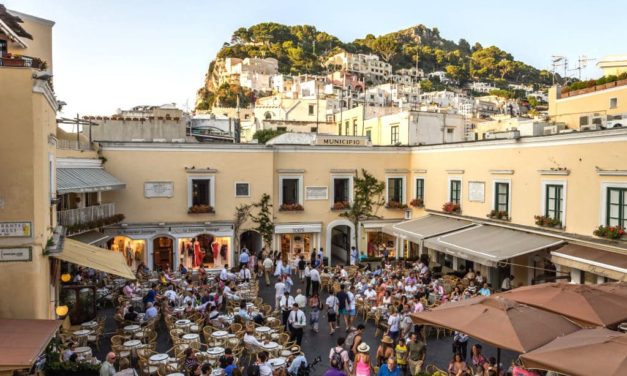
[264,111,272,120]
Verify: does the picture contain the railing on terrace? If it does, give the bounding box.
[57,203,115,227]
[56,139,94,151]
[0,55,46,69]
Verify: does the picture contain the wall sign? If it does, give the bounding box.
[305,186,328,200]
[144,182,174,198]
[468,181,485,202]
[315,135,368,146]
[0,222,32,237]
[0,247,32,262]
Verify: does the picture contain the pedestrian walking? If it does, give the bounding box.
[309,292,322,333]
[310,266,321,297]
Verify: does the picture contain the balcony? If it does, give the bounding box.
[57,203,116,228]
[0,54,47,70]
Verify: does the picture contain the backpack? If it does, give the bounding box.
[247,364,260,376]
[331,348,345,370]
[345,330,358,348]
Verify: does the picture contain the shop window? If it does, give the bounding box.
[494,182,510,214]
[333,177,351,204]
[387,177,404,204]
[545,184,563,221]
[606,187,627,227]
[450,179,461,204]
[235,182,250,197]
[280,177,302,205]
[366,231,396,258]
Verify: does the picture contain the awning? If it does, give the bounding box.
[51,238,135,280]
[68,230,110,245]
[552,244,627,281]
[424,225,564,267]
[382,215,474,244]
[0,319,61,372]
[57,167,125,194]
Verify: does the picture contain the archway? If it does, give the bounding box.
[240,230,263,255]
[325,219,356,266]
[152,236,174,271]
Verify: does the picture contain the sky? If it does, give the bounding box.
[4,0,627,116]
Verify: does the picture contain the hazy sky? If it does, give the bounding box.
[5,0,626,116]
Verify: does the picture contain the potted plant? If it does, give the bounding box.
[332,201,351,210]
[188,204,215,214]
[279,203,304,211]
[593,225,625,240]
[410,198,424,208]
[488,210,510,221]
[385,200,408,209]
[534,215,562,229]
[442,202,461,214]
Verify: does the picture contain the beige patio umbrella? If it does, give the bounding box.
[410,295,581,368]
[520,328,627,376]
[498,282,627,328]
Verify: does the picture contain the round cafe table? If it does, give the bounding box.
[268,358,286,370]
[81,321,98,329]
[181,333,200,343]
[262,341,280,350]
[149,353,169,365]
[166,373,185,376]
[124,324,141,334]
[211,330,228,338]
[73,329,91,337]
[74,346,92,360]
[124,339,142,348]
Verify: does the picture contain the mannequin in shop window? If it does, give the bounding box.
[193,238,204,268]
[212,240,221,266]
[220,243,228,263]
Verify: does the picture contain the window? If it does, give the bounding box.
[189,177,214,209]
[391,125,399,144]
[415,178,424,200]
[353,119,358,135]
[333,177,350,204]
[387,177,404,204]
[450,179,461,204]
[235,182,250,197]
[545,184,563,220]
[338,124,342,135]
[579,116,589,126]
[345,121,349,135]
[610,97,618,109]
[264,111,272,120]
[308,104,315,115]
[277,127,287,132]
[280,177,301,205]
[365,129,372,141]
[607,187,627,228]
[0,40,6,57]
[310,127,318,132]
[494,182,510,214]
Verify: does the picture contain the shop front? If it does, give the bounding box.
[360,219,402,260]
[273,223,322,266]
[107,235,146,270]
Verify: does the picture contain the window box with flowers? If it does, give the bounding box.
[488,210,510,221]
[279,203,304,212]
[385,201,408,210]
[188,204,215,214]
[331,201,351,211]
[410,198,424,208]
[442,202,461,214]
[593,225,625,240]
[534,215,563,229]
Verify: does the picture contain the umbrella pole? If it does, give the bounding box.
[497,347,501,374]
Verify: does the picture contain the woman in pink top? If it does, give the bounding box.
[354,342,372,376]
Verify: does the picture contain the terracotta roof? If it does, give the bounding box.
[0,5,33,40]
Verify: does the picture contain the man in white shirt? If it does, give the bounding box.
[347,286,357,328]
[364,286,377,302]
[220,265,229,282]
[279,291,295,329]
[263,255,274,286]
[288,303,306,345]
[294,289,307,309]
[163,286,177,305]
[239,264,252,282]
[238,301,252,322]
[405,281,418,295]
[340,266,348,280]
[310,267,321,296]
[501,275,514,291]
[325,293,339,334]
[304,263,311,296]
[182,291,195,307]
[244,327,264,348]
[350,246,358,266]
[275,277,286,311]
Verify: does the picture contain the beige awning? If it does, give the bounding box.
[52,238,135,280]
[382,215,474,244]
[424,225,564,267]
[0,319,61,372]
[551,244,627,281]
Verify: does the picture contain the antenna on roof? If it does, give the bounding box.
[569,55,597,80]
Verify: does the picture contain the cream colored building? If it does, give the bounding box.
[212,57,278,92]
[325,52,392,83]
[473,115,566,140]
[596,54,627,76]
[548,82,627,129]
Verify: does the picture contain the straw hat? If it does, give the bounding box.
[381,336,393,344]
[357,342,370,353]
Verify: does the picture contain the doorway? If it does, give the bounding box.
[153,236,174,271]
[330,225,351,265]
[240,230,263,255]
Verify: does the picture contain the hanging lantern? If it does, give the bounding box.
[60,273,71,283]
[55,305,68,317]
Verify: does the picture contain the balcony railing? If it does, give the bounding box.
[56,139,94,151]
[0,55,47,70]
[57,203,115,227]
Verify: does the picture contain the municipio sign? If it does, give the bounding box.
[315,135,368,146]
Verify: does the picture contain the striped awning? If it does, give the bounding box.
[57,167,125,194]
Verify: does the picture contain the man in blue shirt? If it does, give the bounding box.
[239,249,249,270]
[288,352,307,376]
[143,283,159,309]
[378,357,400,376]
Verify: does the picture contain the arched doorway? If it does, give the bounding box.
[326,219,356,266]
[152,236,174,271]
[240,230,263,255]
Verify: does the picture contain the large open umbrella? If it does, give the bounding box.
[520,328,627,376]
[498,282,627,328]
[410,295,581,368]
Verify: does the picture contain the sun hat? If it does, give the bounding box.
[382,336,393,344]
[357,342,370,353]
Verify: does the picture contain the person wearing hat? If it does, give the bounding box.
[376,336,395,367]
[354,342,372,376]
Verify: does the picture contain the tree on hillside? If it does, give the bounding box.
[213,83,252,108]
[372,35,399,62]
[340,169,385,254]
[250,194,274,251]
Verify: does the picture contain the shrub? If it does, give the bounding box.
[534,215,562,229]
[410,198,424,208]
[385,200,408,209]
[188,204,215,214]
[279,203,304,211]
[488,210,509,220]
[332,201,351,210]
[593,225,625,240]
[442,202,461,214]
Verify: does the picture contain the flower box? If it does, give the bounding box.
[188,204,215,214]
[279,203,304,212]
[593,225,625,240]
[385,201,408,209]
[488,210,510,221]
[534,215,562,229]
[331,201,351,211]
[442,202,461,214]
[410,198,424,208]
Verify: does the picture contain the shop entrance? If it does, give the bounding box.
[153,236,174,271]
[330,225,351,265]
[108,236,145,270]
[240,230,263,255]
[280,233,312,265]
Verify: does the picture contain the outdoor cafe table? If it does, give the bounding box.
[131,296,144,310]
[166,373,185,376]
[255,326,271,339]
[206,347,225,356]
[81,321,98,329]
[124,324,141,334]
[181,333,200,343]
[268,358,287,370]
[175,319,192,331]
[73,329,91,337]
[149,353,169,365]
[74,346,92,360]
